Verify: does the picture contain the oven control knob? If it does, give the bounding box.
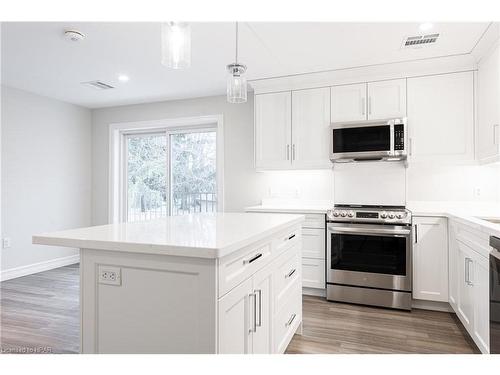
[348,211,355,218]
[340,211,347,217]
[380,212,387,219]
[397,213,405,219]
[388,213,395,219]
[333,211,339,217]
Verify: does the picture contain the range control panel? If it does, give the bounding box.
[327,207,412,225]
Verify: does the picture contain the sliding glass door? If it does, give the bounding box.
[125,128,217,222]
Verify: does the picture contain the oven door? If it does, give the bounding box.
[330,123,393,161]
[327,222,412,291]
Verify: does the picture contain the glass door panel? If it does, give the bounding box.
[170,131,217,215]
[126,134,167,222]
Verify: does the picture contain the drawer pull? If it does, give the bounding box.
[286,313,297,327]
[285,268,296,279]
[244,253,263,264]
[288,234,296,240]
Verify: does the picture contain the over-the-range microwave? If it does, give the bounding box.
[329,118,407,163]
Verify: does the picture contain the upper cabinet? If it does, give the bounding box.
[255,88,331,170]
[291,88,331,169]
[330,83,366,122]
[255,92,292,170]
[367,79,407,120]
[477,43,500,163]
[330,79,406,123]
[407,71,474,163]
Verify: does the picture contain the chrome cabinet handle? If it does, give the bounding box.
[244,253,262,264]
[361,97,365,116]
[292,144,296,161]
[414,225,418,244]
[409,138,413,156]
[368,97,372,115]
[466,258,474,286]
[286,144,290,160]
[285,268,296,279]
[288,234,296,240]
[286,313,297,327]
[249,292,257,333]
[255,289,262,328]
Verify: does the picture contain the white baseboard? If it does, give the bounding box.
[411,299,453,312]
[302,287,326,297]
[0,254,80,282]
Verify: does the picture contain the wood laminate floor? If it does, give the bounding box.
[0,264,479,354]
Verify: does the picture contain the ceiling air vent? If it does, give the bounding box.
[402,33,440,49]
[81,81,115,90]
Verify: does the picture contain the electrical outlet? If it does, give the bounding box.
[2,237,12,249]
[98,266,121,286]
[473,187,482,198]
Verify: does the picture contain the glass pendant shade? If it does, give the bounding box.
[161,22,191,69]
[227,64,247,103]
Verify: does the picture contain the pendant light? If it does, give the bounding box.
[226,22,247,103]
[161,22,191,69]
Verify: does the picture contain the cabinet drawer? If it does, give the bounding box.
[455,223,490,258]
[302,258,325,289]
[274,289,301,354]
[273,226,301,257]
[303,214,325,229]
[274,245,301,310]
[302,228,325,259]
[218,242,272,297]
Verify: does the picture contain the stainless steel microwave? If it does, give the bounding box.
[329,118,407,163]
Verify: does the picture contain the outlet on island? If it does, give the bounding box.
[98,266,122,286]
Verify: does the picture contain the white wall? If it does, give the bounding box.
[1,86,92,278]
[91,94,267,225]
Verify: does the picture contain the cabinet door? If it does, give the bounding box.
[301,228,326,259]
[218,278,253,354]
[413,217,449,302]
[302,258,325,289]
[330,83,367,122]
[367,79,406,120]
[448,222,459,310]
[407,72,474,162]
[473,252,490,353]
[252,263,274,354]
[255,92,292,169]
[291,87,331,169]
[477,44,500,163]
[457,241,474,331]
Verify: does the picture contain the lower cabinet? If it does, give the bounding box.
[302,257,325,289]
[449,220,490,354]
[218,242,302,354]
[412,216,449,302]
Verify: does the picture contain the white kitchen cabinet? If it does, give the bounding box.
[448,222,459,310]
[412,216,449,302]
[255,92,292,169]
[472,251,490,353]
[218,277,253,354]
[457,240,476,332]
[330,83,366,122]
[291,87,331,169]
[477,43,500,163]
[252,262,274,354]
[302,258,325,289]
[367,79,406,120]
[407,71,474,162]
[301,228,325,259]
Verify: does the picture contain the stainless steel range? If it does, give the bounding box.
[326,205,413,310]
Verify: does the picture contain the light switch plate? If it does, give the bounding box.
[98,266,121,286]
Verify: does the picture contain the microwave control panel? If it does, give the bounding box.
[394,124,405,151]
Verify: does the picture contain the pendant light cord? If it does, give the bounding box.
[235,22,239,64]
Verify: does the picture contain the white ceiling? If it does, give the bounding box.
[1,22,489,108]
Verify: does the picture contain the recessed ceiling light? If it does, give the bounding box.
[419,22,434,32]
[118,74,130,82]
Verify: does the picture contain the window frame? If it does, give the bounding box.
[109,115,224,224]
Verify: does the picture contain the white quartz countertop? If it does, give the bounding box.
[32,213,305,259]
[407,201,500,238]
[245,199,333,214]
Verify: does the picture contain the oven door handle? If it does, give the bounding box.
[329,226,411,237]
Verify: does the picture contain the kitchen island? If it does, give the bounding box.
[32,212,304,354]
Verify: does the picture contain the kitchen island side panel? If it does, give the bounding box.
[80,249,217,354]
